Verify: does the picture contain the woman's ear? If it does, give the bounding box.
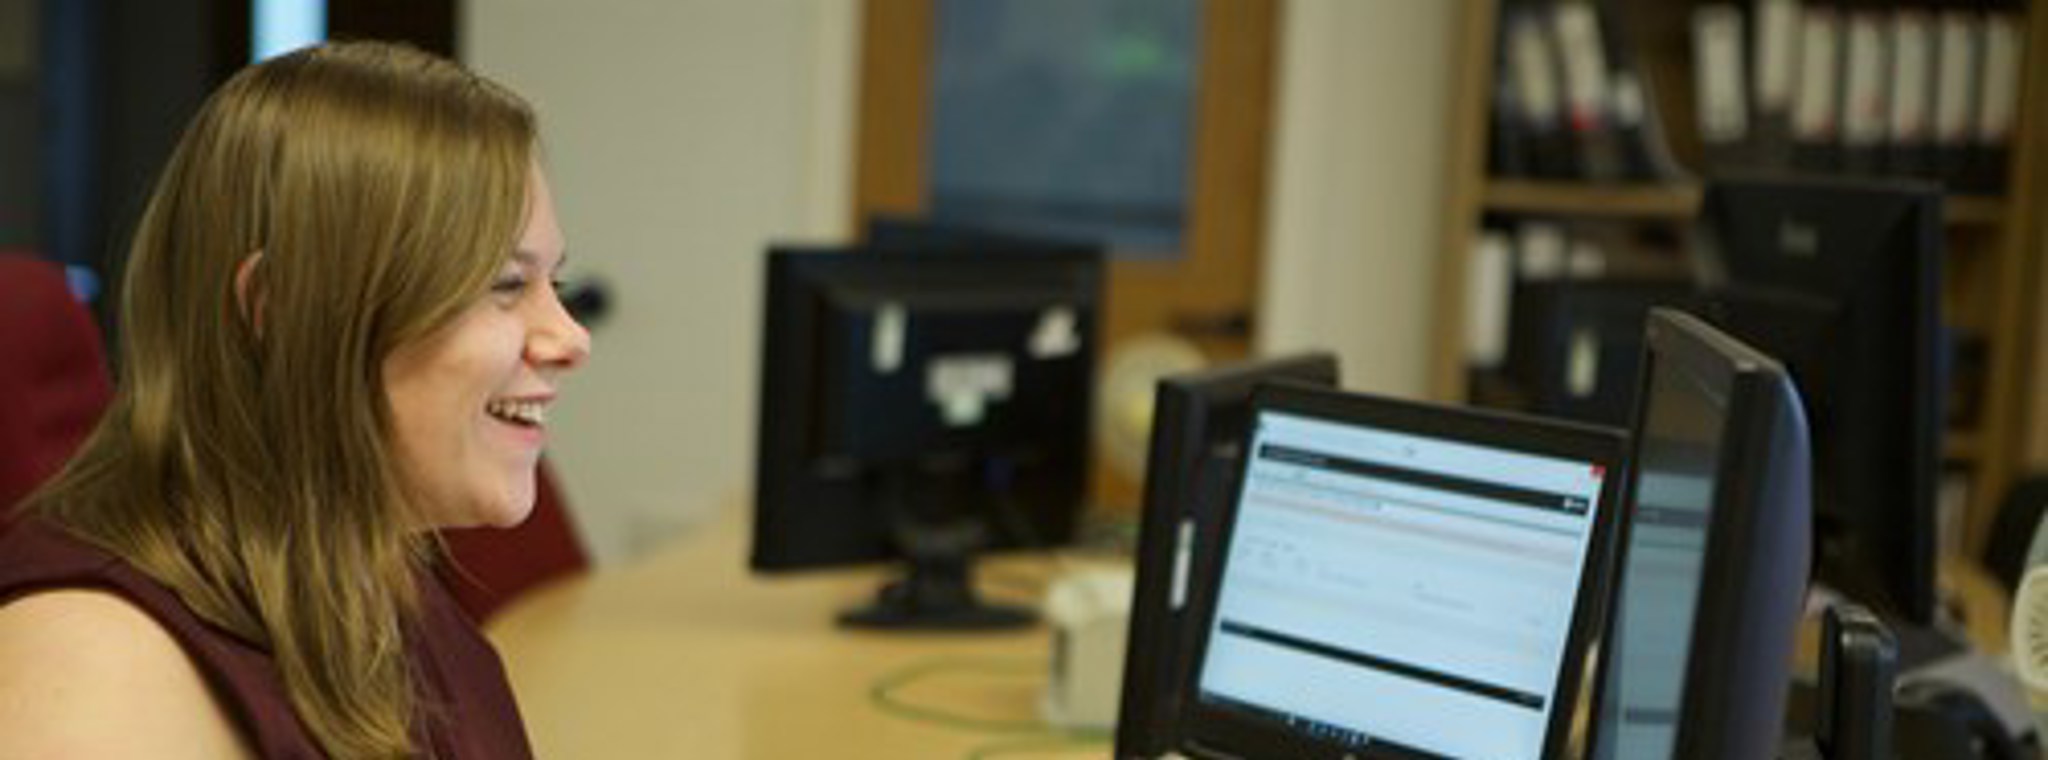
[235,252,264,332]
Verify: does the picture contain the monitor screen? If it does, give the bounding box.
[1588,308,1811,760]
[1182,386,1623,760]
[1590,328,1729,757]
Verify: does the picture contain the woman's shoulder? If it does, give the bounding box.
[0,588,253,758]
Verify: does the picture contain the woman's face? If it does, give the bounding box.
[383,167,590,529]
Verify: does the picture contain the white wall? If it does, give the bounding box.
[466,2,859,561]
[466,1,1452,563]
[1257,1,1455,398]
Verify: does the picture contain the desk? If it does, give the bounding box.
[489,505,2018,759]
[486,506,1103,759]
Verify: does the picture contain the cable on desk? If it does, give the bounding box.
[868,656,1068,735]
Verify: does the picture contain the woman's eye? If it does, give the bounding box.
[491,276,527,295]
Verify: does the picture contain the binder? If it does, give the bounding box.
[1504,2,1576,179]
[1552,1,1624,180]
[1751,0,1804,169]
[1791,7,1844,172]
[1885,9,1937,178]
[1692,5,1752,170]
[1468,230,1515,370]
[1964,1,2022,193]
[1491,8,1534,178]
[1600,0,1683,181]
[1838,1,1891,176]
[1931,1,1981,186]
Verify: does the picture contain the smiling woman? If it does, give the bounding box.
[0,41,586,759]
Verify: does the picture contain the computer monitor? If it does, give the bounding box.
[864,214,1098,255]
[1508,279,1700,427]
[1177,383,1627,760]
[1114,353,1340,759]
[1586,308,1812,760]
[1694,175,1942,627]
[751,246,1103,630]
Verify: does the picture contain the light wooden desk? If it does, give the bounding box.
[486,506,1107,759]
[489,504,2017,759]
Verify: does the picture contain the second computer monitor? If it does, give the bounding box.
[1587,308,1812,760]
[1114,353,1340,759]
[1177,384,1626,759]
[751,246,1102,630]
[1695,175,1941,625]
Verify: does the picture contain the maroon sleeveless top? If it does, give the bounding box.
[0,518,535,759]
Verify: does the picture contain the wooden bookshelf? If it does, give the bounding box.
[1433,0,2048,558]
[1482,179,2007,226]
[1947,433,1982,464]
[1482,180,1701,219]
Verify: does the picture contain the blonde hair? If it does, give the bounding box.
[29,40,535,757]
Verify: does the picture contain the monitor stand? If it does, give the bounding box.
[837,464,1037,631]
[1784,591,2035,758]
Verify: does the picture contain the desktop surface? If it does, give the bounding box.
[484,507,2011,760]
[485,505,1102,759]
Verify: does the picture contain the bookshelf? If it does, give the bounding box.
[1431,0,2048,557]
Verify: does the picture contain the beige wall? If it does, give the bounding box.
[466,2,859,560]
[1258,1,1453,396]
[467,1,1453,563]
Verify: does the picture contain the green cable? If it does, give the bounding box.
[867,656,1054,734]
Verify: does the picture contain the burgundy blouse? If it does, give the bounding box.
[0,518,535,759]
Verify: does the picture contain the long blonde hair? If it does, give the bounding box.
[29,41,535,757]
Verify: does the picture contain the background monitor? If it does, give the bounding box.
[1114,353,1340,759]
[1587,308,1812,760]
[864,213,1100,256]
[1694,175,1942,628]
[1507,279,1701,428]
[751,246,1103,630]
[1179,384,1626,760]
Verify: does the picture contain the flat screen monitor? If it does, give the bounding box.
[864,214,1098,256]
[1586,308,1812,760]
[1178,383,1626,760]
[1694,175,1941,627]
[751,246,1103,630]
[1114,353,1340,759]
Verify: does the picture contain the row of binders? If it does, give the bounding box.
[1491,0,2027,193]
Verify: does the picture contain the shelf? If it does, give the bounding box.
[1947,197,2009,227]
[1482,180,1702,220]
[1945,432,1981,463]
[1482,180,2009,228]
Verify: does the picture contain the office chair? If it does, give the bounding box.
[438,459,590,621]
[0,254,113,517]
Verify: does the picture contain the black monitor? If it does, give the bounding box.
[1694,175,1942,627]
[1587,308,1813,760]
[1508,279,1700,428]
[1178,383,1627,759]
[751,246,1103,630]
[864,214,1098,255]
[1114,353,1340,759]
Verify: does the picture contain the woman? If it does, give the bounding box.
[0,41,588,758]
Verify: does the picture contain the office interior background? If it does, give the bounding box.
[0,1,1458,562]
[8,0,2048,569]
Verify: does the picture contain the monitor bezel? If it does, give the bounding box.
[1114,353,1341,759]
[1176,382,1628,760]
[1584,308,1811,760]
